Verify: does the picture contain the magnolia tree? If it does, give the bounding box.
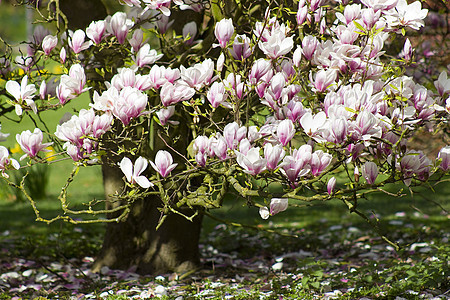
[0,0,449,275]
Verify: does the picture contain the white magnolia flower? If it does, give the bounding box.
[384,0,428,31]
[5,75,37,115]
[119,156,153,188]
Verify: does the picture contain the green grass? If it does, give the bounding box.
[0,5,27,45]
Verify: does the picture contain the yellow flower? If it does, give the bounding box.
[45,146,56,161]
[10,143,23,154]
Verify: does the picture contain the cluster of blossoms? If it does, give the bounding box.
[118,150,177,188]
[192,121,332,186]
[55,109,112,161]
[0,0,449,222]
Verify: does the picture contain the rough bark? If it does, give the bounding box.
[92,163,203,275]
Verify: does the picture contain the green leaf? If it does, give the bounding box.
[344,107,357,114]
[353,21,366,34]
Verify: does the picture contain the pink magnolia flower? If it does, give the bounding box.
[214,18,234,48]
[223,122,246,150]
[249,58,272,85]
[183,21,197,45]
[207,81,227,108]
[5,75,37,115]
[235,147,267,176]
[156,15,174,34]
[42,35,58,55]
[360,0,397,12]
[225,73,244,99]
[63,64,87,94]
[39,80,47,100]
[175,0,203,12]
[266,72,286,101]
[86,20,106,45]
[296,3,308,25]
[119,156,153,188]
[284,99,306,123]
[327,117,348,144]
[147,65,167,89]
[312,69,337,93]
[106,12,134,44]
[63,142,83,162]
[276,119,295,146]
[293,46,302,67]
[327,177,336,195]
[160,81,195,107]
[398,151,429,186]
[438,146,450,171]
[248,126,260,143]
[264,143,285,170]
[434,71,450,97]
[301,35,318,61]
[57,64,88,104]
[179,59,214,90]
[16,128,53,160]
[156,106,178,126]
[92,113,113,138]
[238,138,251,155]
[60,47,66,63]
[69,29,92,54]
[259,29,294,59]
[193,135,209,155]
[281,145,312,183]
[55,115,85,148]
[229,34,252,61]
[150,150,178,177]
[212,136,228,160]
[362,161,378,184]
[164,67,181,83]
[338,4,361,24]
[269,198,288,216]
[32,25,51,45]
[142,0,172,16]
[195,151,207,167]
[310,150,332,176]
[56,84,75,105]
[399,38,413,61]
[110,68,138,91]
[350,110,382,145]
[134,44,163,68]
[0,146,20,178]
[112,86,149,125]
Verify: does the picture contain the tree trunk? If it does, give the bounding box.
[92,164,203,275]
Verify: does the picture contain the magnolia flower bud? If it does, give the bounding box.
[277,119,295,146]
[214,18,234,48]
[42,35,58,55]
[269,198,288,216]
[60,47,66,63]
[362,161,378,185]
[327,177,336,195]
[438,146,450,171]
[150,150,178,178]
